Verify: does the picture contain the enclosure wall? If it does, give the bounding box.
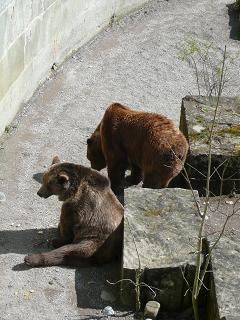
[0,0,149,135]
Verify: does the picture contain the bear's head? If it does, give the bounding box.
[37,156,73,201]
[87,125,106,171]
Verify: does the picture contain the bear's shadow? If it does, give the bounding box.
[2,227,125,310]
[33,172,44,183]
[0,227,57,255]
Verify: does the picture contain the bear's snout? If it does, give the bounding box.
[37,190,44,198]
[91,161,105,171]
[37,186,51,198]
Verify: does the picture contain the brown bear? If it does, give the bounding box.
[87,103,188,193]
[24,156,123,267]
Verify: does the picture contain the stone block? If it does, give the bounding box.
[180,96,240,196]
[0,9,8,58]
[207,237,240,320]
[0,0,12,12]
[31,0,44,20]
[24,16,46,64]
[144,300,160,319]
[0,34,24,99]
[0,45,52,135]
[121,187,202,311]
[20,0,43,26]
[42,0,61,45]
[0,0,42,59]
[43,0,57,10]
[5,1,25,50]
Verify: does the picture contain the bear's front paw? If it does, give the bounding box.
[24,254,45,267]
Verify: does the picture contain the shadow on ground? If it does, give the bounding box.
[33,172,44,183]
[1,227,127,311]
[227,3,240,40]
[0,227,57,255]
[75,261,124,309]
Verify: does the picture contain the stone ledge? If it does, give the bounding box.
[180,96,240,196]
[121,187,202,311]
[208,236,240,320]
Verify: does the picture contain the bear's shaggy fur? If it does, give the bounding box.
[24,156,123,267]
[87,103,188,193]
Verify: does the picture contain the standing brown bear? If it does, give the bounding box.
[87,103,188,193]
[24,156,123,267]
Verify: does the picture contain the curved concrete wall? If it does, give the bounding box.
[0,0,149,136]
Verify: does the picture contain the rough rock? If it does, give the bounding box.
[121,187,202,311]
[144,300,160,319]
[207,237,240,320]
[180,96,240,196]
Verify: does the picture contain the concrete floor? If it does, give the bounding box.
[0,0,240,319]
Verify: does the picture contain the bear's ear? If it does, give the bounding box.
[57,173,70,189]
[52,156,61,165]
[87,138,93,145]
[58,173,69,183]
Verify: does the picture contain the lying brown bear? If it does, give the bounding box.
[87,103,188,193]
[24,156,123,267]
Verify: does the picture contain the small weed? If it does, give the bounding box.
[109,14,116,27]
[189,129,210,141]
[144,208,162,217]
[233,144,240,155]
[4,125,16,134]
[5,126,11,133]
[219,125,240,136]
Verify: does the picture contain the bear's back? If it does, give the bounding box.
[102,103,183,147]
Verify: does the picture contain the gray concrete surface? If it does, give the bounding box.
[0,0,240,319]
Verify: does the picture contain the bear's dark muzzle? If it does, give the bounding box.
[37,187,51,198]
